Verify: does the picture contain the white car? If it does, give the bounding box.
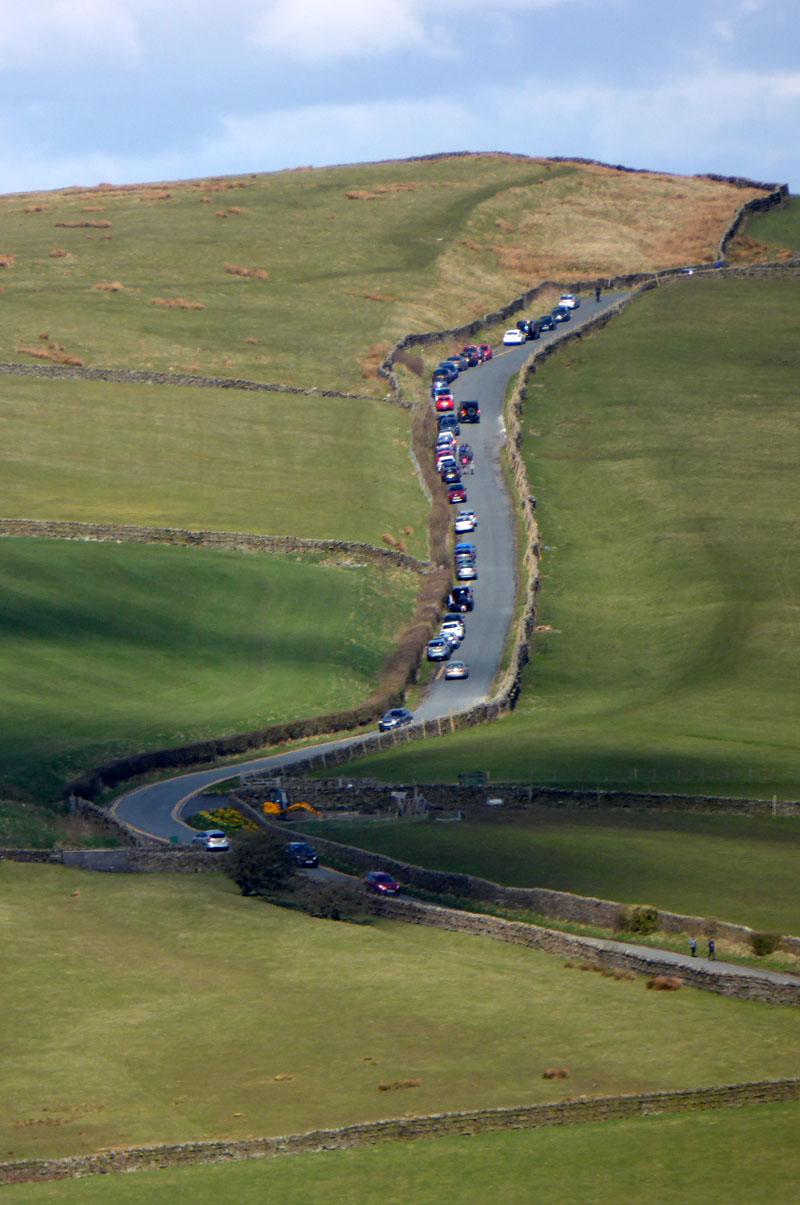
[440,617,466,643]
[191,829,230,852]
[559,294,579,309]
[455,510,478,533]
[502,328,526,345]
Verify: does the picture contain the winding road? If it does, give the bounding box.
[114,292,626,842]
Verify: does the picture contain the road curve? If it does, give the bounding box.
[114,292,626,842]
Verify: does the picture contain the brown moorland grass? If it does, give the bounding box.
[150,296,206,310]
[16,344,84,366]
[224,263,269,279]
[54,220,112,229]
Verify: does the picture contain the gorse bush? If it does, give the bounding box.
[620,905,660,934]
[749,931,782,957]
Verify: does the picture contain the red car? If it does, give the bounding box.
[479,344,493,361]
[448,482,467,504]
[364,871,400,895]
[435,393,455,412]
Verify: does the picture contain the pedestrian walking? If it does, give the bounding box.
[595,284,601,303]
[689,937,697,957]
[708,937,716,960]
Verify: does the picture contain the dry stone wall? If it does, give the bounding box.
[0,518,435,576]
[2,1077,797,1185]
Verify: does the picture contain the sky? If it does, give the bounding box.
[0,0,798,194]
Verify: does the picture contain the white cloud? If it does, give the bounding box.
[249,0,583,61]
[0,0,144,65]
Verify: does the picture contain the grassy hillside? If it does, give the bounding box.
[0,375,429,553]
[333,275,800,800]
[729,194,799,261]
[292,811,800,934]
[0,157,763,394]
[4,863,799,1164]
[5,1103,799,1202]
[0,540,417,802]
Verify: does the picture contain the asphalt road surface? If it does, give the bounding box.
[114,292,626,842]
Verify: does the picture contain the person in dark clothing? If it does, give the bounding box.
[689,938,697,957]
[708,938,716,960]
[595,285,601,303]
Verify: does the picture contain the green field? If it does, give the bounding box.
[734,193,800,257]
[0,539,416,802]
[4,1102,800,1203]
[0,158,757,394]
[335,276,800,800]
[293,811,800,934]
[0,375,429,552]
[4,863,800,1164]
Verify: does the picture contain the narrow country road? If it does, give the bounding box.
[114,292,626,842]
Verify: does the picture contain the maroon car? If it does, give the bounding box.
[448,482,467,504]
[364,871,400,895]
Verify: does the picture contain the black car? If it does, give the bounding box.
[441,464,462,485]
[285,841,319,867]
[459,401,481,423]
[537,314,556,332]
[432,365,457,385]
[516,319,539,340]
[438,414,461,435]
[552,306,571,323]
[379,707,413,732]
[448,586,474,612]
[460,345,480,367]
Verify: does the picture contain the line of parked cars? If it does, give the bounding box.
[503,294,580,344]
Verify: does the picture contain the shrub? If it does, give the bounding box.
[622,905,659,934]
[227,830,293,896]
[542,1067,569,1079]
[749,931,782,957]
[284,877,373,923]
[150,297,206,310]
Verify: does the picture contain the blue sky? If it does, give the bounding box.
[1,0,798,193]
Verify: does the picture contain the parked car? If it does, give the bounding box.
[191,829,230,852]
[441,464,462,485]
[378,707,413,731]
[444,660,469,680]
[503,328,526,345]
[439,415,461,435]
[479,344,493,360]
[364,870,400,895]
[436,455,458,475]
[435,393,455,412]
[456,560,477,580]
[427,637,452,661]
[454,509,477,533]
[537,314,556,332]
[285,841,319,867]
[458,401,481,423]
[432,365,457,385]
[559,293,579,309]
[448,585,474,612]
[441,614,466,640]
[448,482,467,503]
[454,541,477,559]
[552,306,571,323]
[460,345,480,366]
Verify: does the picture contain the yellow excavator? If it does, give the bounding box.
[261,789,321,819]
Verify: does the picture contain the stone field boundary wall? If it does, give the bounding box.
[367,896,800,1005]
[2,1077,797,1185]
[0,360,402,404]
[0,518,436,576]
[256,820,800,960]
